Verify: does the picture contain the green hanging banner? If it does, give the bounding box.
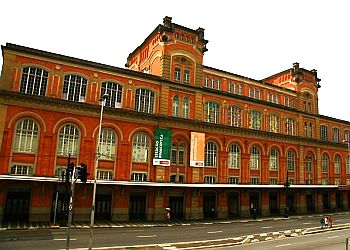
[153,128,172,166]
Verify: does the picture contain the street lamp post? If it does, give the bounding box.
[284,169,290,218]
[89,94,108,250]
[344,139,350,175]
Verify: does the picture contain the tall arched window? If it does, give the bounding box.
[99,128,116,160]
[101,81,123,108]
[228,144,240,168]
[269,148,279,171]
[132,132,150,162]
[183,97,190,118]
[250,146,260,170]
[57,124,79,156]
[228,106,241,127]
[20,66,48,96]
[172,95,180,117]
[205,141,217,167]
[171,143,185,165]
[285,118,295,135]
[305,154,313,172]
[250,110,261,130]
[134,88,155,113]
[287,150,295,171]
[321,154,329,172]
[269,115,279,133]
[62,74,87,102]
[334,155,341,174]
[205,102,220,123]
[320,125,328,141]
[13,118,39,153]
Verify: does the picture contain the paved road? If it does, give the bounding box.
[218,228,350,250]
[0,213,349,249]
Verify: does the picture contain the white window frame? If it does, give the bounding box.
[134,88,155,114]
[132,133,150,163]
[205,141,218,167]
[20,66,48,96]
[57,124,79,156]
[13,118,39,153]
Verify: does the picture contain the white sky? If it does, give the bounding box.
[1,0,349,121]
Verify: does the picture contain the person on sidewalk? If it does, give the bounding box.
[328,214,333,228]
[165,208,171,224]
[320,216,325,229]
[253,208,257,220]
[324,216,328,228]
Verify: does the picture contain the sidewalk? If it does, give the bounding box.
[1,212,349,231]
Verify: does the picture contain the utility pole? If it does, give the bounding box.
[66,166,76,250]
[284,169,290,218]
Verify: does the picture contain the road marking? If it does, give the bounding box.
[137,235,157,238]
[303,222,312,225]
[53,238,77,241]
[275,243,291,248]
[207,231,223,234]
[262,226,272,229]
[328,236,339,239]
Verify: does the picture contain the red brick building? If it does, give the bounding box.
[0,16,349,224]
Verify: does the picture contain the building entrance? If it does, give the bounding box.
[51,192,68,224]
[95,194,112,220]
[269,192,278,214]
[323,191,330,210]
[203,192,216,218]
[228,192,239,217]
[129,192,146,220]
[306,193,315,212]
[249,192,260,215]
[169,196,184,219]
[4,191,31,223]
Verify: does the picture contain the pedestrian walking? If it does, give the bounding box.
[324,216,328,228]
[165,208,171,224]
[328,214,333,228]
[320,216,325,229]
[253,208,257,220]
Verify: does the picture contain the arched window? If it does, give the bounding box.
[287,150,295,171]
[228,106,241,127]
[205,141,218,167]
[205,102,220,123]
[171,143,185,165]
[250,146,260,170]
[269,115,279,133]
[321,154,329,172]
[269,148,279,171]
[13,118,39,153]
[62,74,87,102]
[134,88,155,113]
[347,156,350,174]
[285,118,295,135]
[98,128,116,160]
[228,144,240,168]
[174,67,181,81]
[172,95,180,117]
[334,155,341,174]
[250,110,261,130]
[57,124,79,156]
[320,125,328,141]
[132,132,150,162]
[101,81,123,108]
[20,66,48,96]
[305,154,313,172]
[183,97,190,118]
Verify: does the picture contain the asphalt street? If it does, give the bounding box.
[0,213,349,249]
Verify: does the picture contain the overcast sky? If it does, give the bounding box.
[1,0,349,121]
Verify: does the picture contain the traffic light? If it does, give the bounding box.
[78,163,89,183]
[67,162,74,180]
